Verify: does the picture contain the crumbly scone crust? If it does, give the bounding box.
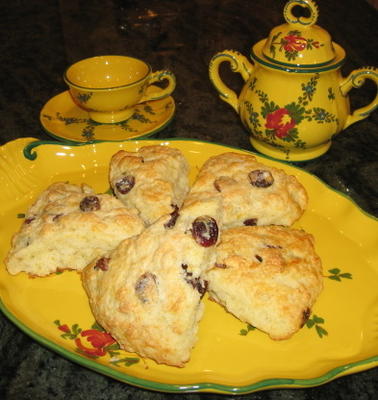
[5,182,145,276]
[205,225,323,340]
[82,195,222,367]
[186,152,308,228]
[109,145,190,226]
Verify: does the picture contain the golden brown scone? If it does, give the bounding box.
[109,145,190,226]
[5,182,145,276]
[186,152,307,228]
[82,196,222,367]
[205,225,323,340]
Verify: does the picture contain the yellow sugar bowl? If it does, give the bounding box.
[209,0,377,161]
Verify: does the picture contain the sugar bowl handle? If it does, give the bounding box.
[209,50,254,113]
[340,67,378,129]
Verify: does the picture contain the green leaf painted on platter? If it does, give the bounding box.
[91,321,106,331]
[306,314,328,338]
[327,268,353,281]
[110,357,139,367]
[240,324,256,336]
[315,325,328,338]
[328,268,341,274]
[329,275,341,281]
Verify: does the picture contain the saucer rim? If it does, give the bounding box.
[39,89,175,143]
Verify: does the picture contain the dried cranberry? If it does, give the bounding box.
[135,272,157,303]
[181,264,207,297]
[94,257,110,271]
[52,213,63,222]
[301,308,311,327]
[244,218,258,226]
[191,216,218,247]
[164,204,179,229]
[115,175,135,194]
[186,276,208,298]
[214,180,222,192]
[248,169,274,188]
[214,263,228,269]
[181,263,193,276]
[24,217,35,224]
[80,196,100,212]
[255,254,263,262]
[265,244,283,249]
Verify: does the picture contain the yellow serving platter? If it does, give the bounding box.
[0,138,377,394]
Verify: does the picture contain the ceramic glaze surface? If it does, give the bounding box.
[0,138,377,394]
[209,0,378,161]
[65,56,151,88]
[40,88,175,142]
[64,55,176,124]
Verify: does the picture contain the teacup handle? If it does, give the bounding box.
[340,67,378,129]
[209,50,254,113]
[140,70,176,102]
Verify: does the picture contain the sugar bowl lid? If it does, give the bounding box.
[261,0,337,68]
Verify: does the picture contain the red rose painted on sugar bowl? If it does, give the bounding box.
[209,0,377,161]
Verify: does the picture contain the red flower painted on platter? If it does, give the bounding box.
[58,324,70,333]
[283,34,307,52]
[265,108,296,138]
[75,329,116,357]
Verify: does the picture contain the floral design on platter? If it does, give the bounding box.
[243,74,339,149]
[239,324,256,336]
[239,314,328,338]
[54,320,139,367]
[237,267,352,338]
[269,30,323,62]
[305,315,328,338]
[326,268,352,282]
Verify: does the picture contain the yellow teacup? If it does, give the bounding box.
[64,55,176,124]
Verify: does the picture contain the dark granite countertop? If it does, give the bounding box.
[0,0,377,399]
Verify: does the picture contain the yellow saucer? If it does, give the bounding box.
[40,87,175,142]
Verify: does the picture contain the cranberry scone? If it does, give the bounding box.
[186,152,307,228]
[82,195,222,367]
[205,225,323,340]
[109,145,190,226]
[5,182,145,276]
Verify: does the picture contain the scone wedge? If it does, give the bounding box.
[188,152,307,228]
[82,196,222,367]
[205,225,323,340]
[5,182,145,276]
[109,145,190,226]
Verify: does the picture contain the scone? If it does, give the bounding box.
[186,152,307,228]
[205,225,323,340]
[82,196,222,367]
[5,182,145,276]
[109,145,190,226]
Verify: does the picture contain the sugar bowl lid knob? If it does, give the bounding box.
[283,0,318,27]
[262,0,337,67]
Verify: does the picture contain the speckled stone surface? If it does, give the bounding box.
[0,0,377,399]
